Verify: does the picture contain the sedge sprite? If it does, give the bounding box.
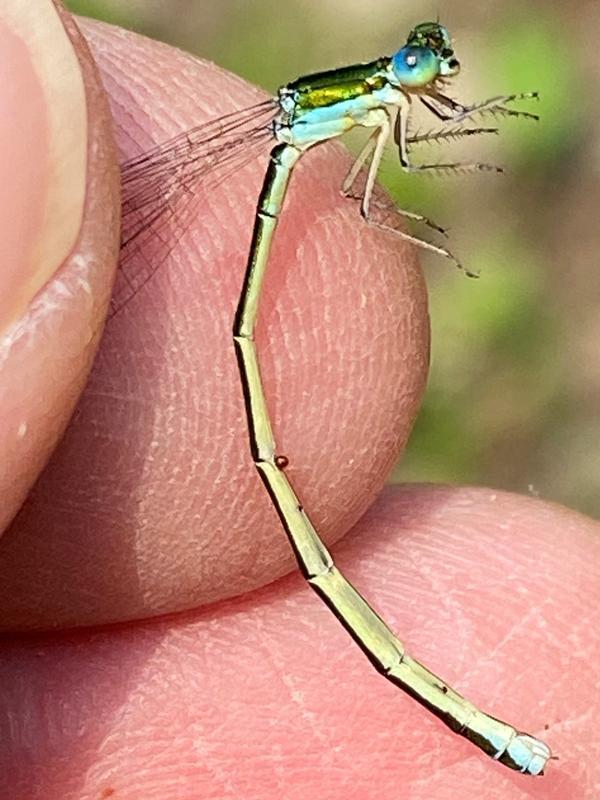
[115,21,549,775]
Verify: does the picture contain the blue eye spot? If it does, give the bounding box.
[392,46,440,88]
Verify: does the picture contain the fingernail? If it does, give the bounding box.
[0,0,87,335]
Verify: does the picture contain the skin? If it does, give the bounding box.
[0,4,599,798]
[0,1,119,533]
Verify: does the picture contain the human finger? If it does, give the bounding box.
[0,18,428,631]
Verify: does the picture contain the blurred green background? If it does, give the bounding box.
[66,0,600,519]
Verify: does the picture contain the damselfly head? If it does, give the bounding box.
[391,21,460,88]
[410,22,460,78]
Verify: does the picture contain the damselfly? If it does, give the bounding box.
[116,21,550,775]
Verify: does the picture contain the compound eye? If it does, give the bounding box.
[392,46,439,87]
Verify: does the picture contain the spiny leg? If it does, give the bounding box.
[367,211,476,277]
[421,91,540,125]
[360,111,392,218]
[404,127,503,194]
[451,92,540,123]
[359,114,471,273]
[407,126,499,146]
[347,112,449,237]
[342,129,378,197]
[419,90,479,122]
[406,161,504,176]
[384,206,448,237]
[233,142,550,776]
[397,103,503,177]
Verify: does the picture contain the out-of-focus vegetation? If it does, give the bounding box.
[67,0,600,518]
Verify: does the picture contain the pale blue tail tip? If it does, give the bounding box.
[505,734,552,775]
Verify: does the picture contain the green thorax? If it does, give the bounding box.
[284,58,390,116]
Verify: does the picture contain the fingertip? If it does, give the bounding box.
[2,487,597,797]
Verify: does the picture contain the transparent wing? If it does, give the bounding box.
[111,99,279,317]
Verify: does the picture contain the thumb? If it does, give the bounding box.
[0,1,119,535]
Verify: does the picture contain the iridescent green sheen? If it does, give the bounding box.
[286,58,389,94]
[407,22,452,54]
[286,58,390,117]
